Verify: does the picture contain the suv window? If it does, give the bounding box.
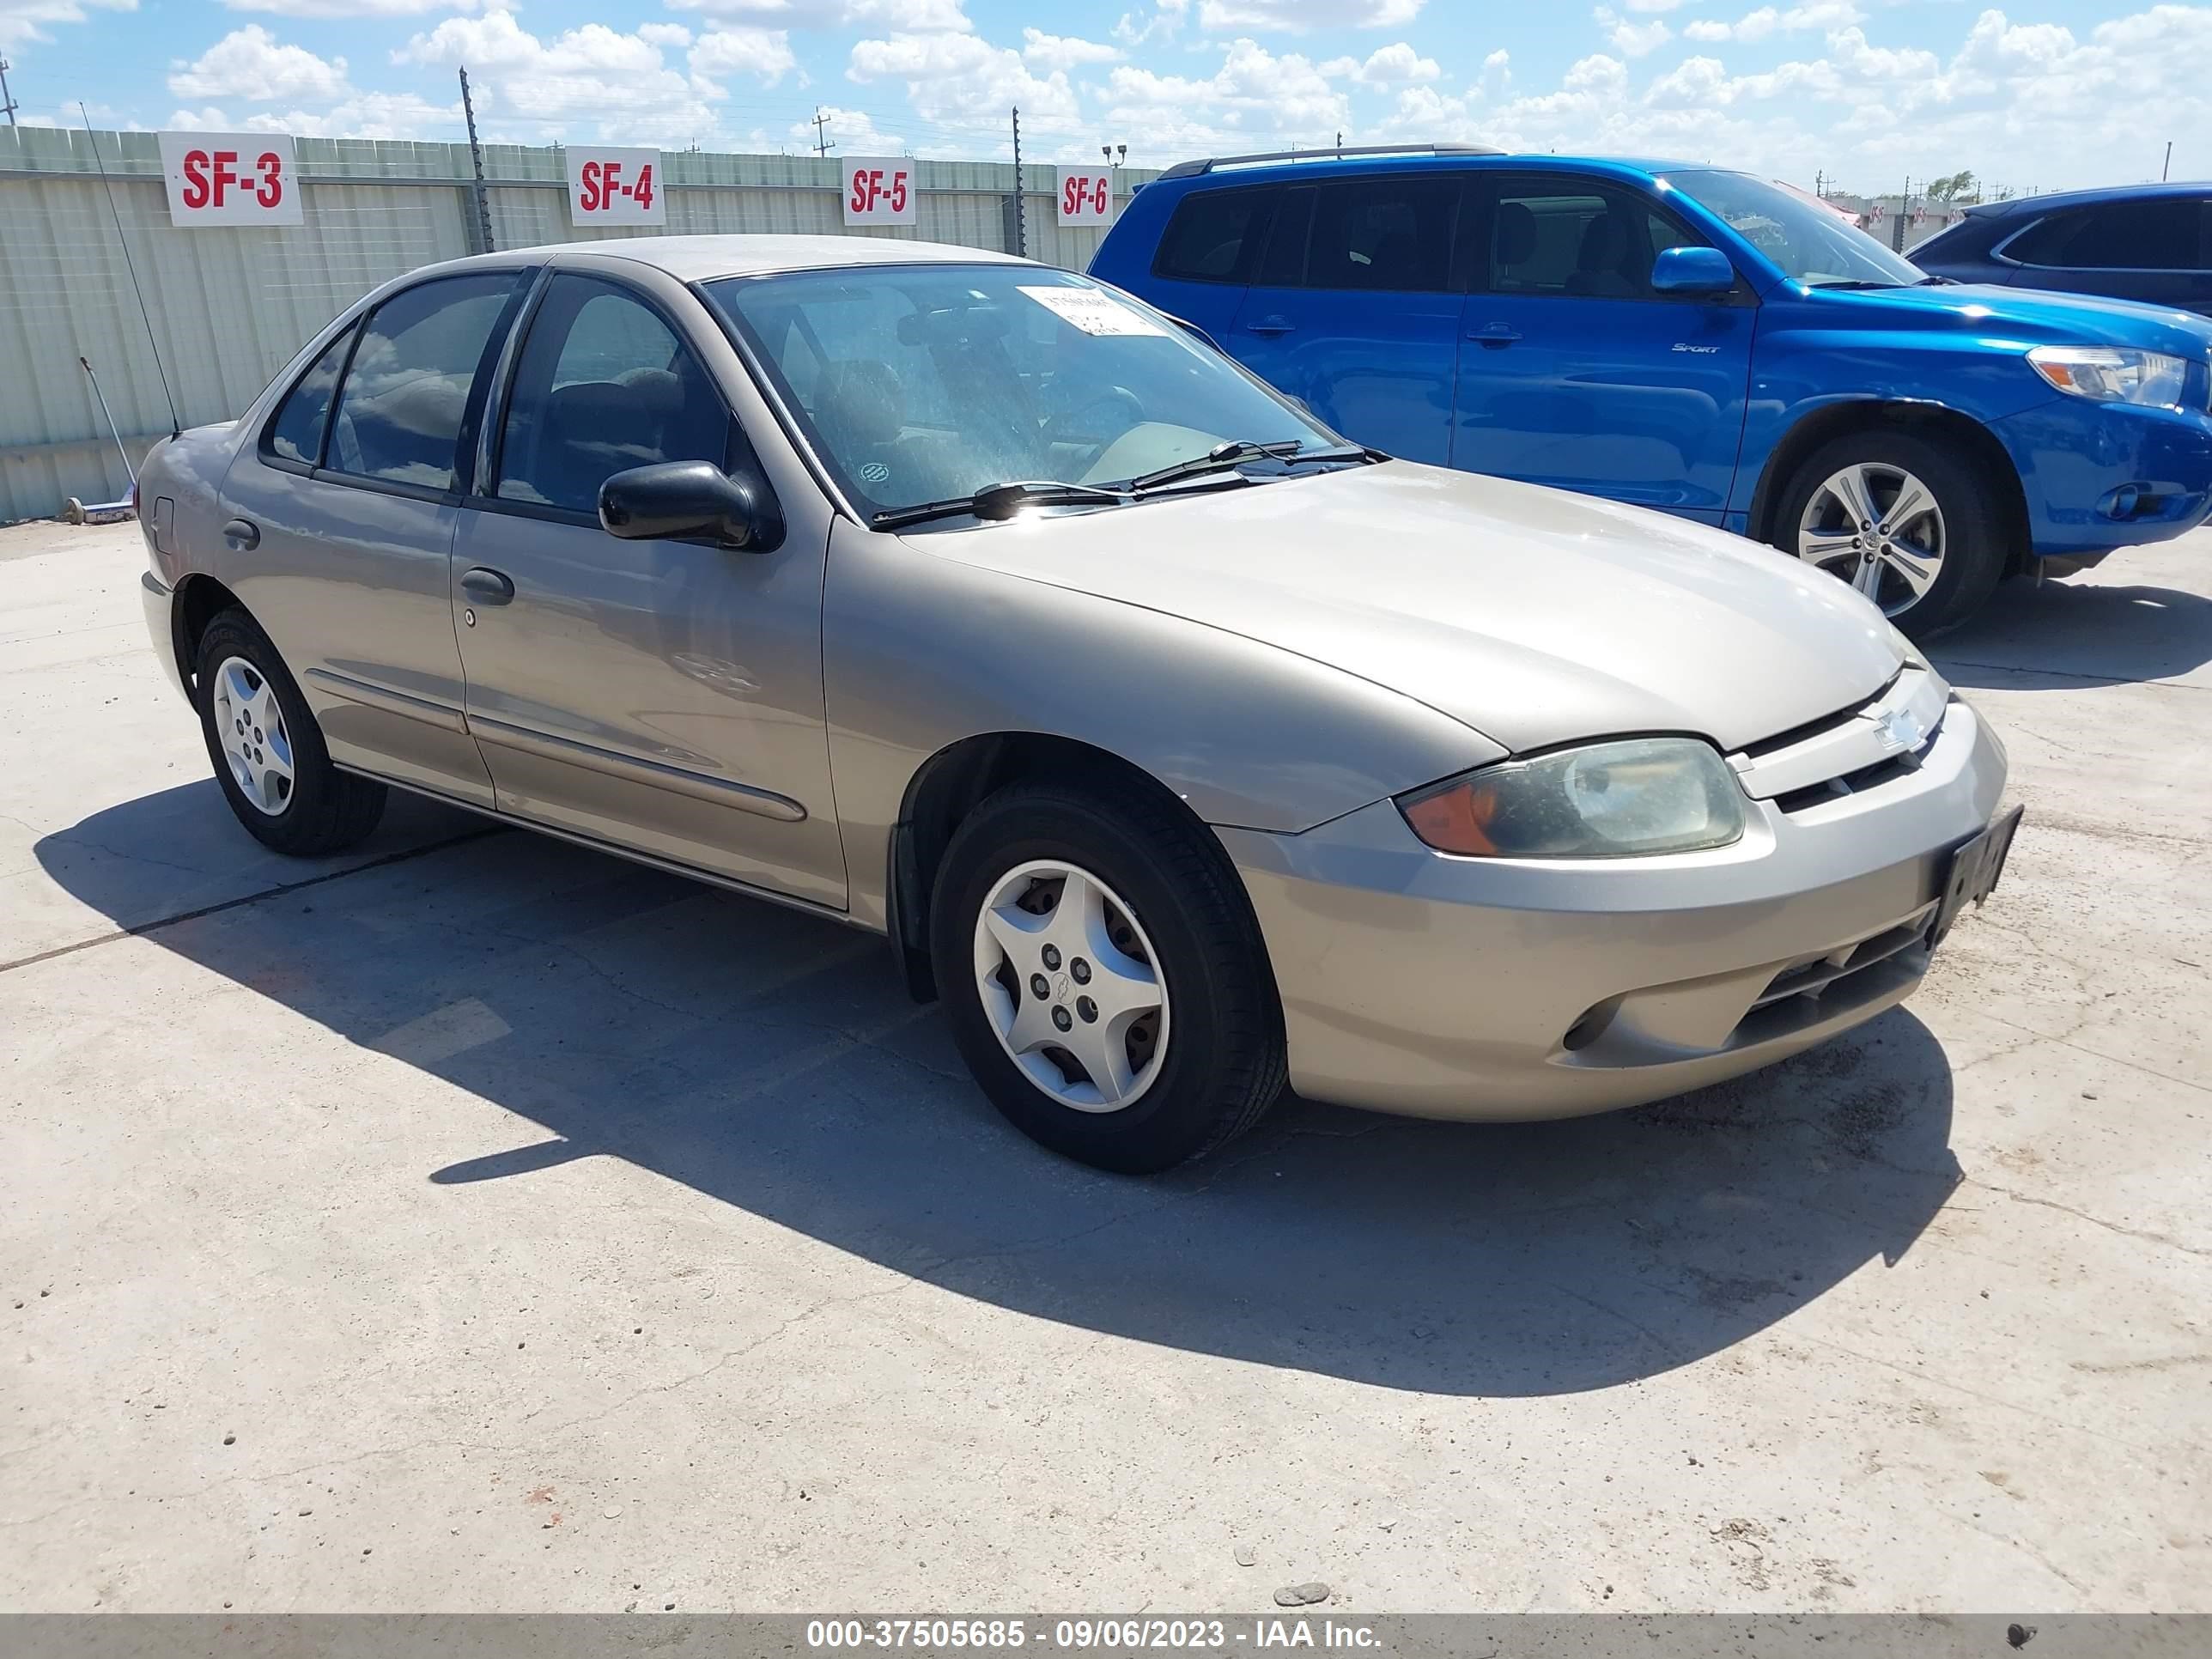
[495,276,735,515]
[2006,199,2209,270]
[1271,176,1459,293]
[1488,181,1702,300]
[1152,187,1275,283]
[326,273,520,491]
[265,327,355,465]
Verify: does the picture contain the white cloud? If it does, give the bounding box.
[1194,0,1425,32]
[169,26,350,104]
[1596,8,1674,57]
[397,10,723,146]
[1112,0,1187,46]
[848,30,1082,134]
[217,0,480,16]
[1021,28,1121,70]
[1680,3,1863,43]
[792,103,906,155]
[1104,36,1350,138]
[666,0,971,27]
[1321,41,1441,86]
[0,0,133,51]
[690,27,798,87]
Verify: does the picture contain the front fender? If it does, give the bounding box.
[822,521,1502,931]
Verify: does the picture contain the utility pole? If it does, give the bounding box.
[1011,106,1026,258]
[812,106,833,158]
[0,57,19,128]
[2163,140,2173,181]
[458,67,494,254]
[1334,130,1343,154]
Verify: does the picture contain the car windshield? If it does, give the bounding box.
[705,264,1339,520]
[1657,168,1927,289]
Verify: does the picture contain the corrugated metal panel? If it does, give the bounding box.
[1,127,1156,522]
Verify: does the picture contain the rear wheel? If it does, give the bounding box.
[1771,428,2007,639]
[930,782,1285,1174]
[195,609,386,855]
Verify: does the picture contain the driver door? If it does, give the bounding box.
[449,271,844,909]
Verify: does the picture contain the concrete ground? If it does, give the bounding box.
[2,516,2207,1615]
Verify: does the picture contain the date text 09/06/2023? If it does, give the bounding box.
[805,1618,1382,1650]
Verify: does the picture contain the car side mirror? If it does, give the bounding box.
[599,461,781,552]
[1651,246,1737,295]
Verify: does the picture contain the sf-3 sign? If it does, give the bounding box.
[158,132,302,228]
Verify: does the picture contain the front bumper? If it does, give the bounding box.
[140,569,190,702]
[1994,395,2212,556]
[1217,696,2008,1121]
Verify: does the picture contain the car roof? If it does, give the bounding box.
[457,234,1034,284]
[1966,180,2212,218]
[1149,151,1703,190]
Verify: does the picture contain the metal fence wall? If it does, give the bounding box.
[0,128,1156,523]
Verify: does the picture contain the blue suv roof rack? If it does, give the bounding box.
[1155,143,1504,181]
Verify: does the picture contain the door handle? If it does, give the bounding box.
[459,567,515,605]
[1467,324,1523,348]
[222,518,260,550]
[1244,315,1296,337]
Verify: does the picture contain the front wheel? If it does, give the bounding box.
[930,782,1286,1175]
[1771,428,2008,639]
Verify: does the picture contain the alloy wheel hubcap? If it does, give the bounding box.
[972,860,1169,1113]
[1796,462,1947,618]
[211,655,295,817]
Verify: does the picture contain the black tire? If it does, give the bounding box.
[1769,428,2010,640]
[930,781,1286,1175]
[194,607,386,855]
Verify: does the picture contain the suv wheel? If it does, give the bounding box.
[195,608,387,855]
[1772,428,2006,638]
[931,781,1285,1174]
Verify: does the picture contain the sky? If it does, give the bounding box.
[0,0,2202,195]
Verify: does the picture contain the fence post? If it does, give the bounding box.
[460,67,495,255]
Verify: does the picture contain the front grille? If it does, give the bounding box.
[1729,665,1948,812]
[1768,742,1933,815]
[1750,915,1932,1012]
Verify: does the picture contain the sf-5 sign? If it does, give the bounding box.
[158,132,302,228]
[843,158,915,226]
[1057,167,1114,227]
[567,147,665,227]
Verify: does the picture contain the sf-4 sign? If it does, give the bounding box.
[158,132,302,228]
[567,147,665,227]
[843,158,915,226]
[1057,167,1114,227]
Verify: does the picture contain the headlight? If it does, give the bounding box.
[2027,345,2189,409]
[1398,737,1747,860]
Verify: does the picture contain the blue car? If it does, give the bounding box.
[1911,182,2212,317]
[1091,147,2212,635]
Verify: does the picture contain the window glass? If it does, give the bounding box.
[2008,201,2203,270]
[1152,187,1274,283]
[496,276,735,514]
[1656,168,1923,288]
[1304,177,1459,293]
[266,329,353,465]
[1489,184,1690,299]
[709,265,1334,517]
[326,273,520,490]
[1254,186,1316,287]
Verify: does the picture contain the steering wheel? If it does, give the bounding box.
[1041,386,1145,448]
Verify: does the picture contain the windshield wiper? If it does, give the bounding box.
[1914,274,1955,286]
[871,479,1129,532]
[1121,439,1376,494]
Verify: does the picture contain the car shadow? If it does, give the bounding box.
[36,782,1964,1399]
[1933,578,2212,690]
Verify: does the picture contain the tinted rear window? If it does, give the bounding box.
[1152,187,1274,284]
[2008,199,2209,270]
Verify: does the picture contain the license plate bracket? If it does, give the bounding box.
[1930,805,2025,949]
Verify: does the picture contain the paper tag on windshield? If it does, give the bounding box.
[1019,285,1170,337]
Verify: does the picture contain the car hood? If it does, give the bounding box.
[906,462,1906,755]
[1826,281,2212,358]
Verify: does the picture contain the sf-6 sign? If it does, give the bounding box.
[1057,167,1114,227]
[567,146,665,227]
[843,157,915,226]
[158,131,302,227]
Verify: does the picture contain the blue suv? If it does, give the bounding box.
[1091,147,2212,635]
[1911,183,2212,317]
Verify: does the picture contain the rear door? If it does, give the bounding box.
[218,270,530,805]
[1450,173,1756,520]
[448,270,844,909]
[1133,184,1278,344]
[1999,198,2212,314]
[1227,173,1467,466]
